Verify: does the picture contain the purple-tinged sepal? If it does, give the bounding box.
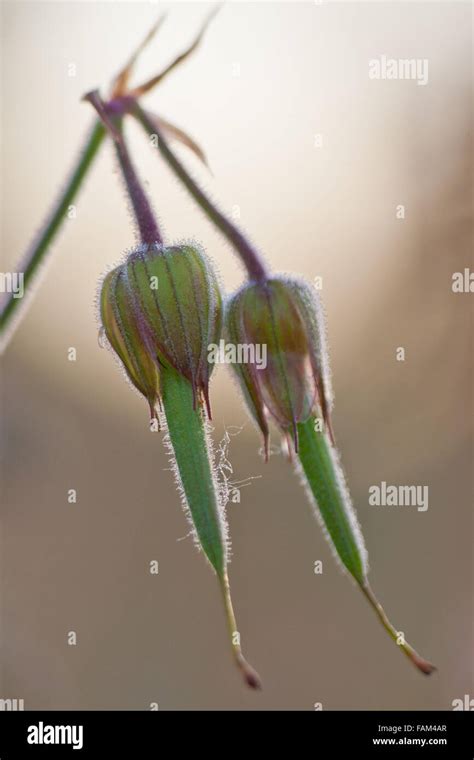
[126,242,222,417]
[100,266,160,419]
[225,276,334,455]
[100,242,222,419]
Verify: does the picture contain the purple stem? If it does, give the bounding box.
[114,133,162,246]
[84,91,162,247]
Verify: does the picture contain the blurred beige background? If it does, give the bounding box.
[1,1,472,709]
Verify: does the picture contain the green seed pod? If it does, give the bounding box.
[100,243,260,687]
[127,242,222,415]
[88,88,261,687]
[226,277,333,455]
[100,265,160,418]
[227,274,435,675]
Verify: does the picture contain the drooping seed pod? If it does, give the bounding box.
[226,274,435,675]
[100,239,227,570]
[90,89,260,686]
[226,276,334,457]
[99,241,261,688]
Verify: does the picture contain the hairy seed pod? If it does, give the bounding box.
[100,243,260,687]
[227,274,434,675]
[89,83,261,687]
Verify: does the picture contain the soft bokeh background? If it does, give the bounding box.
[1,1,472,709]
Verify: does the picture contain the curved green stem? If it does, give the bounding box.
[297,416,435,675]
[0,120,105,348]
[160,365,261,688]
[133,104,268,283]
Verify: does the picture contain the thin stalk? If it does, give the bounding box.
[161,365,261,688]
[360,584,435,675]
[0,120,105,346]
[296,416,435,675]
[114,130,162,246]
[133,104,268,283]
[219,571,262,690]
[84,91,162,247]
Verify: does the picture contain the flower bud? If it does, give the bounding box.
[100,242,222,417]
[226,277,333,455]
[126,242,222,415]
